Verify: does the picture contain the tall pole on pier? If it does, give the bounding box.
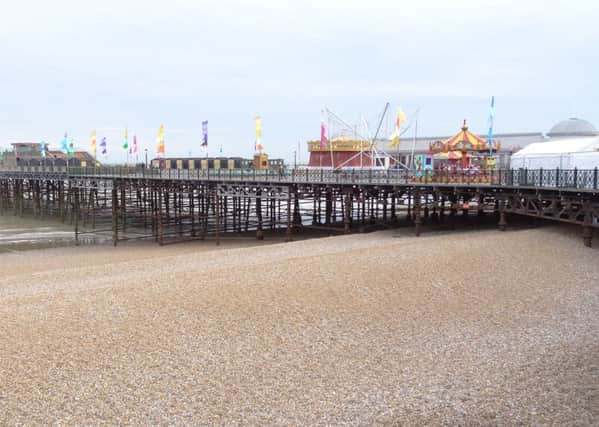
[410,119,418,169]
[328,112,334,170]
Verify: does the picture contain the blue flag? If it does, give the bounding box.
[487,96,495,153]
[100,137,107,155]
[60,132,69,154]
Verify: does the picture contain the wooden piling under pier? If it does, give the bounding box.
[0,168,597,247]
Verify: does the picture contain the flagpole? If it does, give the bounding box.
[488,96,495,158]
[410,119,418,170]
[328,113,334,169]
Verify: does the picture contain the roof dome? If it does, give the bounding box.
[547,118,598,137]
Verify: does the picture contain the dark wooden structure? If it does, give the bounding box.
[0,166,597,247]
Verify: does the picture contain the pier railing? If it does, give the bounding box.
[1,166,598,191]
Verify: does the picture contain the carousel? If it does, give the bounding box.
[429,120,499,171]
[413,120,499,183]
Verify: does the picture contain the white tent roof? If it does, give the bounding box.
[512,137,599,157]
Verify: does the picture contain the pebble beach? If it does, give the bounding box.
[1,226,598,425]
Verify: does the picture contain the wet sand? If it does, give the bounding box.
[0,226,598,424]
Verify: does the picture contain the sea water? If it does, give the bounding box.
[0,215,77,251]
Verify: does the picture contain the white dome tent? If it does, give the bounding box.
[510,117,599,170]
[510,136,599,169]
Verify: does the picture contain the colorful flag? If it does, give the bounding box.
[488,96,495,153]
[157,125,165,157]
[320,110,327,149]
[255,116,263,152]
[389,108,407,147]
[100,137,107,156]
[122,128,129,151]
[91,130,97,158]
[40,141,47,157]
[201,120,208,149]
[60,132,69,154]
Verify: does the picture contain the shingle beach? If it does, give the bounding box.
[1,227,598,425]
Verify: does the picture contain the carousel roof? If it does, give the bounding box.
[442,120,489,151]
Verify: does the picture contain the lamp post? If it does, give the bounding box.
[293,150,297,169]
[144,148,148,169]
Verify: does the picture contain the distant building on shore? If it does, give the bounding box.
[0,142,96,167]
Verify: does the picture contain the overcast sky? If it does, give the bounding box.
[1,0,597,162]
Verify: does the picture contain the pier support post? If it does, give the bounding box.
[158,189,164,245]
[111,183,118,247]
[583,211,593,248]
[190,188,196,237]
[91,186,96,230]
[439,196,445,224]
[406,189,412,222]
[450,198,458,230]
[477,194,484,222]
[414,189,422,237]
[216,187,221,245]
[325,188,332,225]
[256,188,264,240]
[344,191,352,234]
[286,188,293,242]
[121,184,127,232]
[583,225,592,248]
[498,198,507,231]
[293,188,302,226]
[312,188,318,225]
[74,188,80,246]
[361,192,366,226]
[58,179,65,222]
[382,192,388,223]
[201,186,209,240]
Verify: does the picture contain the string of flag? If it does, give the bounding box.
[12,116,263,163]
[3,105,500,165]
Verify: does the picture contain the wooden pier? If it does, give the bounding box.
[0,166,598,247]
